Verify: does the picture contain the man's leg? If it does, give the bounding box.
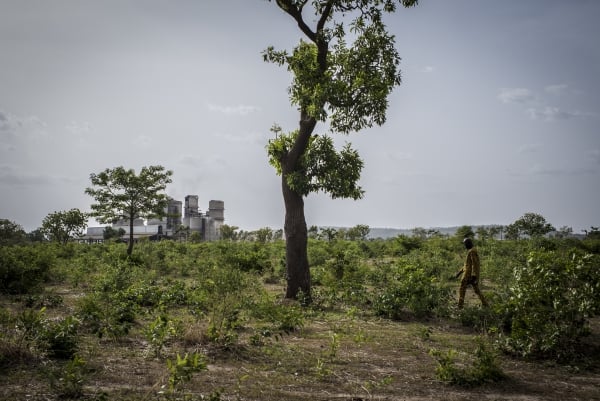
[458,279,468,309]
[472,282,488,307]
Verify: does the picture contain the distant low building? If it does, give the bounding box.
[83,195,224,242]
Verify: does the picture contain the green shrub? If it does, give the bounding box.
[220,242,272,273]
[42,316,80,359]
[76,293,135,339]
[393,235,423,255]
[0,245,55,294]
[251,294,306,333]
[15,307,47,348]
[503,250,600,360]
[144,314,180,359]
[23,292,64,308]
[165,352,207,393]
[49,354,87,398]
[198,263,259,347]
[430,337,505,386]
[373,262,450,319]
[0,308,37,369]
[307,238,332,267]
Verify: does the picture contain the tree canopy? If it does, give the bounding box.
[506,212,556,239]
[41,209,88,244]
[85,165,173,255]
[0,219,27,245]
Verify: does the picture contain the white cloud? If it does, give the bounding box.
[212,130,265,145]
[526,106,583,121]
[422,65,434,73]
[386,151,414,161]
[0,165,64,186]
[177,154,228,170]
[0,110,9,127]
[544,84,568,95]
[66,120,92,136]
[132,135,154,148]
[499,85,593,122]
[586,149,600,165]
[517,143,541,154]
[0,110,17,136]
[497,88,535,104]
[524,163,596,177]
[0,110,48,141]
[207,103,260,116]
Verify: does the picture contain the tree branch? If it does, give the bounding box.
[286,109,316,172]
[275,0,317,42]
[316,0,334,34]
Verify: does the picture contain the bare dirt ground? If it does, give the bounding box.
[2,289,600,401]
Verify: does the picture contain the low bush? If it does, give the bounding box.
[373,262,450,319]
[430,337,505,387]
[0,245,55,294]
[502,250,600,360]
[42,316,80,359]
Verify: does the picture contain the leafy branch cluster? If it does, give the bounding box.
[267,126,364,199]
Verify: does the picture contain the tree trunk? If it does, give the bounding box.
[282,174,310,300]
[127,217,134,256]
[282,112,316,301]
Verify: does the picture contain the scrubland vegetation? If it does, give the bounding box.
[1,230,600,400]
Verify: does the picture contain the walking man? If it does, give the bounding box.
[456,237,488,308]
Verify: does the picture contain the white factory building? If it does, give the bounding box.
[83,195,224,242]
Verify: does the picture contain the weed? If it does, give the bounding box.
[144,314,180,359]
[49,354,87,398]
[418,326,433,341]
[15,307,47,348]
[165,352,207,393]
[42,315,80,359]
[314,357,333,380]
[327,331,340,358]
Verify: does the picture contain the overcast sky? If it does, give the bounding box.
[1,0,599,234]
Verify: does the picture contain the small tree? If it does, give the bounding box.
[220,224,239,241]
[555,226,573,239]
[506,212,555,239]
[103,226,126,241]
[0,219,27,245]
[475,226,490,242]
[41,209,88,244]
[27,228,46,243]
[488,225,503,240]
[320,227,338,242]
[85,165,173,255]
[455,225,474,240]
[254,227,274,243]
[346,224,370,241]
[583,226,600,240]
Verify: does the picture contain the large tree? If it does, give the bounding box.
[264,0,418,300]
[85,166,173,255]
[41,209,88,244]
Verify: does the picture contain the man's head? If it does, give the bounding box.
[463,237,474,249]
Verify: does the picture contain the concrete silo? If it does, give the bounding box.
[205,200,225,240]
[208,200,225,221]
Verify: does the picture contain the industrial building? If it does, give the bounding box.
[83,196,224,242]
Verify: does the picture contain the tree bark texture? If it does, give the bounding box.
[282,175,310,300]
[282,113,316,300]
[127,217,134,256]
